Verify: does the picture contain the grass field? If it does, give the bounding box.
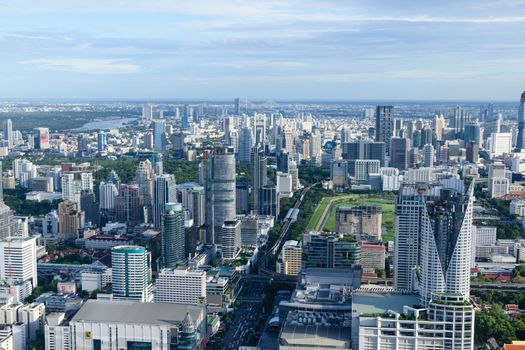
[308,194,396,243]
[306,197,332,230]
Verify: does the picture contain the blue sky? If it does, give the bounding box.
[1,0,524,100]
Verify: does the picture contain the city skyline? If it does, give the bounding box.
[1,0,525,100]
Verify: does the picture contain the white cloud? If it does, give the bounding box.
[21,58,140,74]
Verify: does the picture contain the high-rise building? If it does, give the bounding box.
[204,147,236,244]
[390,137,410,170]
[160,203,186,269]
[433,114,445,141]
[488,163,510,198]
[234,98,241,115]
[2,119,13,149]
[154,268,206,305]
[464,121,481,145]
[251,146,267,214]
[33,127,49,150]
[142,104,153,121]
[491,132,512,156]
[152,119,166,152]
[260,186,279,217]
[280,125,294,155]
[422,144,434,167]
[418,185,473,306]
[277,240,302,276]
[178,183,205,227]
[253,113,266,146]
[111,245,151,302]
[341,140,386,167]
[80,190,99,226]
[99,182,118,214]
[153,174,177,229]
[97,131,107,152]
[516,91,525,150]
[354,160,380,185]
[115,184,144,229]
[0,236,37,288]
[237,127,254,163]
[375,106,393,154]
[58,200,84,240]
[335,205,382,239]
[466,142,479,163]
[221,219,241,260]
[302,232,361,269]
[135,160,154,223]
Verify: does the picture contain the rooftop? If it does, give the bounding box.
[71,300,204,326]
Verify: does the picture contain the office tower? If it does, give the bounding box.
[375,106,393,154]
[204,147,236,244]
[154,268,206,305]
[221,219,241,260]
[335,205,382,239]
[276,172,293,198]
[115,184,145,229]
[341,140,386,167]
[433,115,445,141]
[331,160,349,187]
[302,232,361,269]
[80,190,99,226]
[466,142,479,163]
[97,131,107,152]
[240,214,259,247]
[390,137,410,170]
[451,106,470,135]
[111,245,152,302]
[260,186,279,217]
[135,160,154,223]
[160,203,186,269]
[251,146,267,214]
[222,116,233,145]
[76,134,89,156]
[234,98,241,115]
[182,105,192,129]
[419,186,474,306]
[277,240,302,275]
[58,200,84,240]
[517,91,525,150]
[171,132,185,159]
[408,147,419,168]
[276,150,290,173]
[422,144,434,167]
[420,127,433,148]
[280,125,295,155]
[354,160,380,185]
[33,127,49,150]
[463,121,481,145]
[153,174,177,229]
[235,182,249,214]
[142,104,153,120]
[488,163,509,198]
[0,236,37,287]
[491,132,512,156]
[309,129,322,163]
[2,119,13,148]
[254,113,266,146]
[99,181,118,212]
[178,183,205,227]
[237,127,254,163]
[152,119,166,152]
[144,130,154,149]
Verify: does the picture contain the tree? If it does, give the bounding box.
[513,265,525,278]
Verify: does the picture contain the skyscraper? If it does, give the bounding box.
[153,174,177,229]
[136,160,154,223]
[463,121,481,145]
[433,114,445,141]
[2,119,13,149]
[33,127,50,150]
[234,98,241,115]
[204,147,236,244]
[422,144,434,168]
[419,185,474,306]
[152,119,166,151]
[160,203,186,269]
[375,106,393,154]
[516,91,525,150]
[97,131,107,152]
[221,219,241,260]
[142,104,153,121]
[115,184,145,229]
[111,245,152,302]
[237,127,254,163]
[251,146,267,214]
[390,137,410,170]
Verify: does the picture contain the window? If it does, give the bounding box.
[127,341,152,350]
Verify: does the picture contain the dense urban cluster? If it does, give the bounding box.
[0,95,523,350]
